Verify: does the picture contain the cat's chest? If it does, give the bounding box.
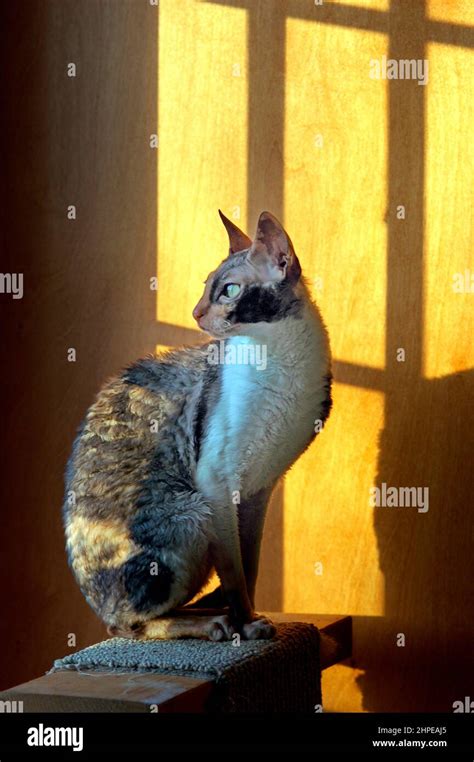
[219,359,286,439]
[196,336,324,495]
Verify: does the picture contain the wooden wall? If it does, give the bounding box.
[1,0,473,713]
[157,0,474,712]
[0,1,158,690]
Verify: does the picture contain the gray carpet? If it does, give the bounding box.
[50,622,321,712]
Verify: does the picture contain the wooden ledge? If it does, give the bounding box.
[0,614,351,713]
[269,613,352,670]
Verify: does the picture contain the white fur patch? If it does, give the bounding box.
[196,301,331,501]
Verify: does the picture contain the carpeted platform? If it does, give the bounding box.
[50,622,321,712]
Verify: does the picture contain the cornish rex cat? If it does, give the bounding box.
[63,211,332,640]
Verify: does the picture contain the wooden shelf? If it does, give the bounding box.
[0,614,351,713]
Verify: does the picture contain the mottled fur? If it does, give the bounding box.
[64,211,332,640]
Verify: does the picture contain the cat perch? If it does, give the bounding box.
[0,614,351,712]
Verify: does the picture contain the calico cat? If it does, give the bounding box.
[63,211,332,641]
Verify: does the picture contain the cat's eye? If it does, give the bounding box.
[222,283,241,299]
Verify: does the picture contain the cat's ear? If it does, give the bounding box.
[248,211,301,284]
[218,210,252,254]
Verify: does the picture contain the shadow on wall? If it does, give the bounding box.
[357,0,474,712]
[0,0,158,690]
[357,367,474,711]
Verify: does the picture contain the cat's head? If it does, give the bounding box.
[192,211,303,338]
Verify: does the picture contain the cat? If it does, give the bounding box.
[63,211,332,641]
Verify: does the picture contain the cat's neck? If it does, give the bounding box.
[228,286,329,370]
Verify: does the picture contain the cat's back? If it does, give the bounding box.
[62,345,213,622]
[63,346,207,525]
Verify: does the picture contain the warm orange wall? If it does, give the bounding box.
[1,0,472,713]
[157,0,474,712]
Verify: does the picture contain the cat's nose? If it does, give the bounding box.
[192,303,206,323]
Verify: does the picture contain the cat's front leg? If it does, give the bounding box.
[196,459,275,637]
[208,498,253,628]
[238,486,274,607]
[208,500,275,639]
[189,487,273,610]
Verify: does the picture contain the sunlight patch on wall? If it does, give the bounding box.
[322,663,368,713]
[157,0,248,330]
[427,0,474,25]
[155,344,171,355]
[283,383,385,615]
[424,41,474,379]
[285,18,388,372]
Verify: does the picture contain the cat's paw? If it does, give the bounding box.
[242,615,276,640]
[207,614,236,642]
